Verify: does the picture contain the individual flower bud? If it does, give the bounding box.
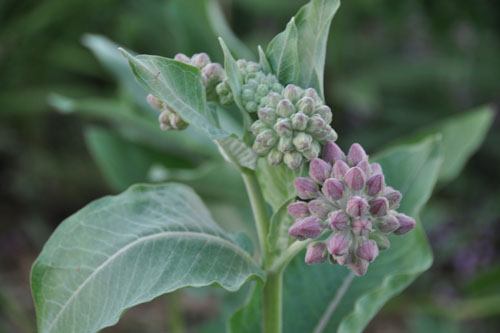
[369,232,390,250]
[274,118,293,137]
[255,129,277,148]
[305,242,328,264]
[371,162,383,175]
[366,174,385,196]
[294,177,319,199]
[174,53,191,63]
[394,214,416,235]
[293,132,313,152]
[347,143,368,166]
[302,142,321,160]
[306,114,326,133]
[287,201,310,219]
[290,112,309,130]
[309,158,332,184]
[344,167,366,190]
[383,187,402,209]
[245,101,258,113]
[329,210,349,231]
[357,240,379,262]
[216,80,230,94]
[376,215,400,233]
[257,84,269,97]
[327,230,352,256]
[346,196,369,217]
[335,251,355,265]
[265,92,282,108]
[348,259,369,276]
[267,149,283,166]
[315,105,332,124]
[146,94,163,110]
[322,141,345,164]
[276,99,295,117]
[242,88,255,100]
[250,120,267,135]
[351,217,372,236]
[357,160,372,177]
[308,199,332,218]
[203,63,224,80]
[289,216,323,240]
[332,160,350,179]
[369,197,389,217]
[322,178,344,200]
[278,136,294,152]
[297,97,315,115]
[283,84,303,103]
[158,111,171,131]
[253,141,271,154]
[284,152,303,170]
[191,53,210,68]
[304,88,321,104]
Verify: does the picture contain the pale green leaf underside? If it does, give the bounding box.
[31,183,264,333]
[266,17,299,86]
[215,134,258,170]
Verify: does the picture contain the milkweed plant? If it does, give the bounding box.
[30,0,495,332]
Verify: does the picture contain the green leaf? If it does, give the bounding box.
[228,283,262,333]
[258,45,272,74]
[397,105,495,183]
[218,38,245,111]
[267,199,295,257]
[215,134,258,171]
[120,49,228,139]
[266,17,299,85]
[31,183,264,333]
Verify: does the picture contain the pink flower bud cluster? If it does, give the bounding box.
[288,142,416,276]
[146,94,189,131]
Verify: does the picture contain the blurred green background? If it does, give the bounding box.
[1,0,499,332]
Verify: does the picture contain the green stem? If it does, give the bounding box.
[262,269,283,333]
[241,169,270,262]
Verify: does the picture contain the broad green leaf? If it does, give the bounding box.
[232,136,442,333]
[258,45,272,74]
[215,134,258,171]
[397,105,495,183]
[120,49,228,139]
[229,283,262,333]
[267,199,295,257]
[31,183,264,333]
[219,38,245,111]
[266,17,299,85]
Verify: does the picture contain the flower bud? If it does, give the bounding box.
[351,218,372,236]
[303,88,321,104]
[287,201,310,219]
[308,199,331,218]
[158,111,171,131]
[191,52,210,68]
[203,63,224,80]
[245,101,258,113]
[283,84,303,103]
[356,160,372,177]
[369,197,389,217]
[306,114,326,133]
[315,105,332,123]
[284,152,303,170]
[146,94,163,110]
[394,214,416,235]
[265,92,282,108]
[297,97,315,115]
[302,142,321,160]
[348,259,369,276]
[382,187,402,209]
[344,167,366,190]
[329,210,349,231]
[371,162,383,175]
[335,251,355,265]
[274,118,293,137]
[315,127,338,142]
[250,120,267,135]
[289,216,323,240]
[290,112,309,130]
[267,149,283,166]
[255,129,277,148]
[174,53,191,63]
[369,232,390,250]
[332,160,350,179]
[322,178,344,200]
[293,132,313,152]
[305,242,328,264]
[366,174,384,196]
[169,112,188,130]
[327,230,352,256]
[309,158,332,184]
[346,196,369,217]
[294,177,319,199]
[322,141,345,164]
[258,107,277,125]
[347,143,368,166]
[276,99,295,117]
[376,215,400,233]
[257,84,269,97]
[278,136,293,152]
[357,240,379,262]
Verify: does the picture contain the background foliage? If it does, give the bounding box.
[1,0,499,332]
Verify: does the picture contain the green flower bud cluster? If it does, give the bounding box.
[174,53,225,102]
[250,84,338,170]
[146,94,189,131]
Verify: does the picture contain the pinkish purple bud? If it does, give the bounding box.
[370,162,383,175]
[351,218,372,236]
[347,143,368,166]
[357,160,372,176]
[335,251,355,265]
[357,240,379,262]
[322,141,345,164]
[174,53,191,63]
[383,186,402,209]
[308,199,331,218]
[346,196,369,217]
[287,201,310,219]
[369,232,390,250]
[348,259,369,276]
[294,177,319,200]
[309,158,332,184]
[289,216,323,240]
[376,215,400,233]
[369,197,389,217]
[327,231,352,256]
[146,94,163,110]
[305,242,328,264]
[394,214,416,235]
[344,167,366,190]
[366,174,384,196]
[332,160,350,179]
[322,178,344,200]
[329,210,349,231]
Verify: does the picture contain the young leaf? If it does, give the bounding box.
[258,45,272,74]
[120,49,228,139]
[267,199,295,257]
[218,38,245,111]
[215,134,258,171]
[31,183,264,333]
[266,17,299,85]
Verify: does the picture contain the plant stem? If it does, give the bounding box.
[268,239,312,273]
[262,269,283,333]
[241,169,270,261]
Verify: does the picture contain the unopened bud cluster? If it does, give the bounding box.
[287,142,416,276]
[146,94,189,131]
[250,85,337,170]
